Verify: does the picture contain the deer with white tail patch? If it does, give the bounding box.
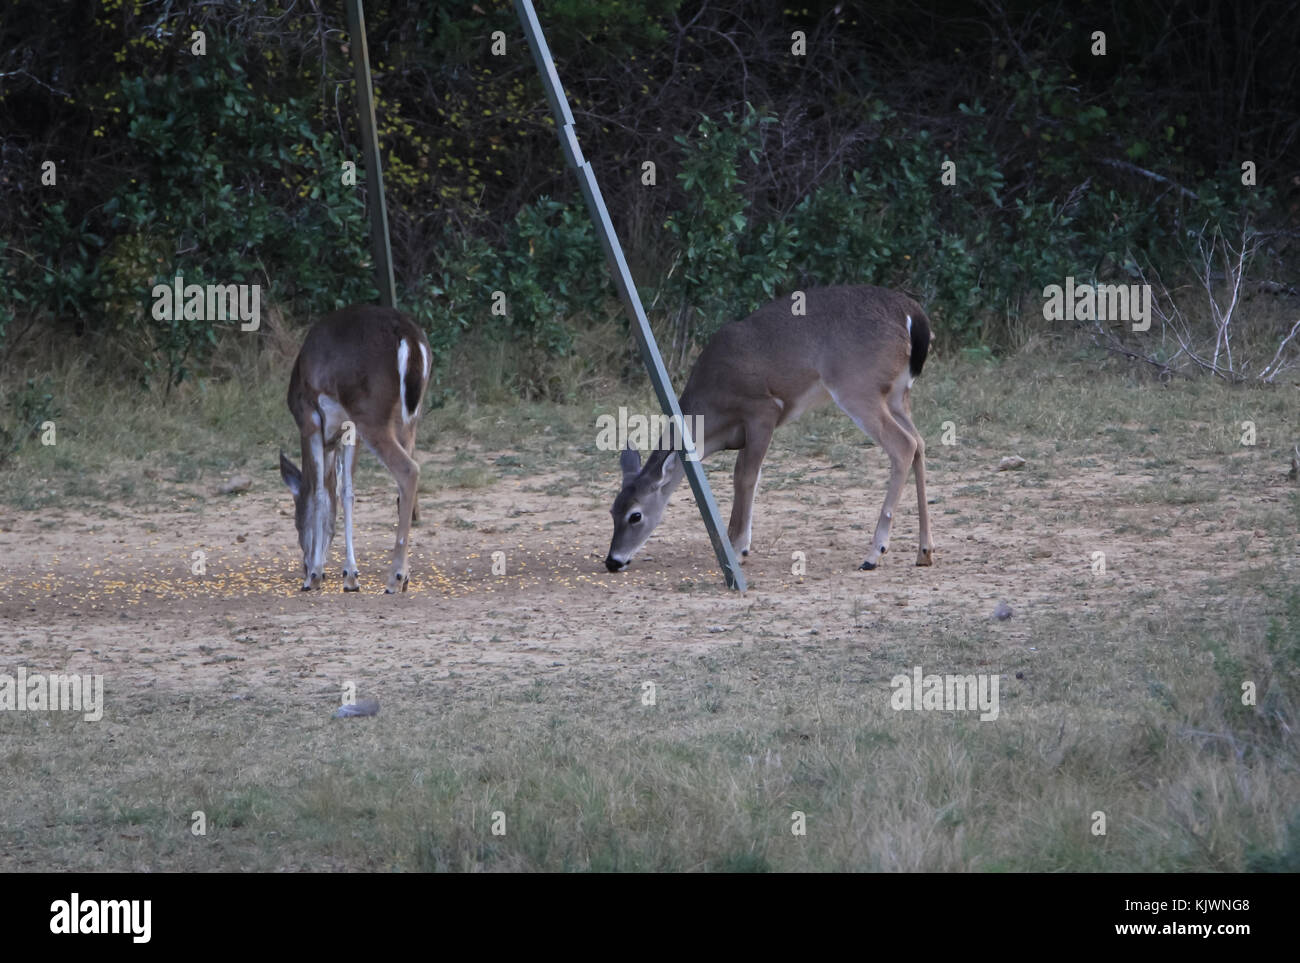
[280,306,430,593]
[605,286,935,574]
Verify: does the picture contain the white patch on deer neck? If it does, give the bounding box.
[906,314,913,334]
[397,339,413,424]
[419,341,431,382]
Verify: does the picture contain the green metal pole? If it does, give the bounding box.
[513,0,746,591]
[344,0,397,308]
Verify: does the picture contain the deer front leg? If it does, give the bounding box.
[339,440,360,591]
[304,433,332,590]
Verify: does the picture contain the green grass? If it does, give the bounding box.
[1,581,1296,871]
[1,329,1297,871]
[2,329,1297,512]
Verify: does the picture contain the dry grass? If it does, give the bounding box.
[1,329,1297,872]
[1,586,1296,871]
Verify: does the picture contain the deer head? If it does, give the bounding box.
[605,446,682,572]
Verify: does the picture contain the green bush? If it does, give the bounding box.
[106,53,374,389]
[420,196,608,367]
[2,2,1286,391]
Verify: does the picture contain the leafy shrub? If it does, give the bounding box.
[103,52,375,389]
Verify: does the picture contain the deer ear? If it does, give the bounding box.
[279,450,302,498]
[653,451,678,488]
[620,446,641,482]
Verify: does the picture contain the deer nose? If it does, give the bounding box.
[604,555,626,572]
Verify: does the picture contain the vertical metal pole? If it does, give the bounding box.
[514,0,746,591]
[344,0,397,308]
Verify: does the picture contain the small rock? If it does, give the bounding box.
[993,602,1013,621]
[333,698,380,718]
[997,456,1027,471]
[217,475,253,495]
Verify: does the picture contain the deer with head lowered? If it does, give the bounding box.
[279,305,430,594]
[606,285,935,573]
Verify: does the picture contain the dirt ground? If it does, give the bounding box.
[1,430,1290,712]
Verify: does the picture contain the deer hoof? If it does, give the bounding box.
[916,547,934,567]
[859,560,877,571]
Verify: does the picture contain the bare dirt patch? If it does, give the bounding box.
[2,437,1288,706]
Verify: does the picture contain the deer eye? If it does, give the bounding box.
[628,511,643,525]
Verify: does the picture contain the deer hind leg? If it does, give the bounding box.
[828,385,918,571]
[729,417,775,557]
[339,439,360,591]
[887,386,933,567]
[371,428,419,593]
[398,421,420,527]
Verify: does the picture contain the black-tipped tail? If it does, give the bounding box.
[909,310,932,379]
[403,337,426,417]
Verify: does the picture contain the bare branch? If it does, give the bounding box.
[1259,317,1300,383]
[1100,157,1199,201]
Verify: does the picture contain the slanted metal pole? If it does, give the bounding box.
[344,0,397,308]
[514,0,746,591]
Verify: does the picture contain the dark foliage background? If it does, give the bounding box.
[1,0,1296,394]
